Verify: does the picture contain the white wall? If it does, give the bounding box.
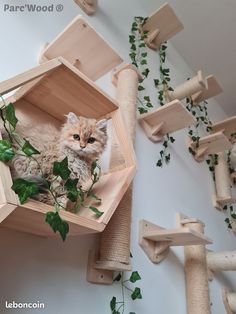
[0,1,236,313]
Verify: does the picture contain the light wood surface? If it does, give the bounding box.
[142,3,183,49]
[139,99,195,142]
[39,15,123,81]
[222,287,234,314]
[74,0,97,15]
[190,131,232,161]
[212,116,236,139]
[192,75,223,103]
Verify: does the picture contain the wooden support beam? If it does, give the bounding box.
[192,75,223,104]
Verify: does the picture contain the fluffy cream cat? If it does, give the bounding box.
[10,112,108,204]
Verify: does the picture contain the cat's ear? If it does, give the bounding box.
[66,112,79,124]
[96,119,107,133]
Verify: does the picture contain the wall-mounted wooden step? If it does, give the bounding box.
[0,57,136,238]
[139,214,212,263]
[212,116,236,139]
[189,131,232,162]
[39,15,123,81]
[192,75,223,104]
[141,3,184,50]
[139,99,195,142]
[74,0,97,15]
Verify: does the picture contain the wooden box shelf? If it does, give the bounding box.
[192,75,223,104]
[39,15,123,81]
[189,131,232,162]
[142,3,184,50]
[0,57,136,237]
[139,99,195,142]
[139,214,212,264]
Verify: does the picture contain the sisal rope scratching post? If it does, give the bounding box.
[96,64,139,271]
[207,251,236,273]
[214,152,232,206]
[184,220,211,314]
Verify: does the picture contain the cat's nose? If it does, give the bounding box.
[80,144,86,149]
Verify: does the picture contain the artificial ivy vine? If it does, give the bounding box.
[129,17,175,167]
[0,98,103,241]
[109,271,142,314]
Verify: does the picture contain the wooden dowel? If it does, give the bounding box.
[207,251,236,272]
[215,152,232,201]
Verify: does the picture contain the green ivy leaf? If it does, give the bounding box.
[138,85,145,91]
[156,160,163,167]
[22,139,40,156]
[65,178,79,202]
[45,211,69,241]
[131,287,142,300]
[0,139,15,161]
[129,271,141,283]
[231,213,236,219]
[114,273,122,282]
[110,297,116,311]
[45,212,69,241]
[12,178,39,204]
[89,206,104,218]
[53,157,71,180]
[5,103,18,129]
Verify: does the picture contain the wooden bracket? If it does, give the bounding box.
[212,195,234,211]
[86,250,113,285]
[192,75,223,104]
[139,99,195,143]
[111,63,142,87]
[139,215,212,264]
[212,116,236,140]
[141,3,183,50]
[188,131,232,162]
[222,287,235,314]
[74,0,98,15]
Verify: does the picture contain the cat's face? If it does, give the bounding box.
[60,113,108,159]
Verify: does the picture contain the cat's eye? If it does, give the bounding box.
[73,134,80,141]
[87,137,96,144]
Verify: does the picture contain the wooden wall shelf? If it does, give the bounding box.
[189,131,232,162]
[39,15,123,81]
[74,0,97,15]
[0,57,136,237]
[212,116,236,139]
[139,214,212,264]
[192,75,223,104]
[168,71,207,101]
[142,3,184,50]
[139,99,195,142]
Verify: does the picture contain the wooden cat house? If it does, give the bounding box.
[0,57,136,237]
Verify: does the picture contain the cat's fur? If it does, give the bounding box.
[10,113,108,204]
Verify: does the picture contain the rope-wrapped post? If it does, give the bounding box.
[168,71,207,101]
[96,64,139,271]
[214,152,232,205]
[207,251,236,273]
[184,220,211,314]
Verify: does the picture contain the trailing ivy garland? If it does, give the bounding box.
[0,98,103,241]
[110,271,142,314]
[129,17,175,167]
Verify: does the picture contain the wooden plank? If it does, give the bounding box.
[1,203,105,237]
[0,203,17,224]
[212,116,236,139]
[192,75,223,103]
[25,61,118,120]
[193,131,232,156]
[0,59,62,95]
[0,133,19,205]
[139,99,195,138]
[143,227,212,246]
[40,15,123,81]
[142,3,184,49]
